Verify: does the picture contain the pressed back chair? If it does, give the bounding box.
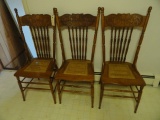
[54,8,100,108]
[99,7,152,113]
[14,8,57,103]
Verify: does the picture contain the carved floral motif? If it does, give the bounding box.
[105,14,143,27]
[20,14,51,26]
[60,14,96,27]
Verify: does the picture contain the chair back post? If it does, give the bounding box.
[133,6,152,66]
[53,8,66,62]
[101,7,106,66]
[14,8,32,62]
[91,7,101,63]
[52,15,56,64]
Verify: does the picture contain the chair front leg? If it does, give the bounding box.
[91,82,94,108]
[49,77,56,104]
[57,80,62,104]
[134,86,144,113]
[99,83,104,109]
[16,76,25,101]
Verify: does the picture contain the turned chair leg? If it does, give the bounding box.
[57,80,62,104]
[91,82,94,108]
[49,77,56,104]
[134,86,144,113]
[16,76,25,101]
[99,83,104,109]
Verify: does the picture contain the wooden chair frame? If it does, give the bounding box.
[99,7,152,113]
[54,7,101,108]
[14,8,57,103]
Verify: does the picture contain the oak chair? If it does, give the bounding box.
[99,7,152,113]
[14,8,57,103]
[54,8,100,108]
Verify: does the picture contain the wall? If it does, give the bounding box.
[0,0,26,69]
[5,0,37,57]
[21,0,160,75]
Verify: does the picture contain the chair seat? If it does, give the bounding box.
[55,59,94,82]
[14,58,55,78]
[101,62,146,86]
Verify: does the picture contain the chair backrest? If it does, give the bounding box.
[14,8,56,61]
[101,7,152,65]
[54,8,100,63]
